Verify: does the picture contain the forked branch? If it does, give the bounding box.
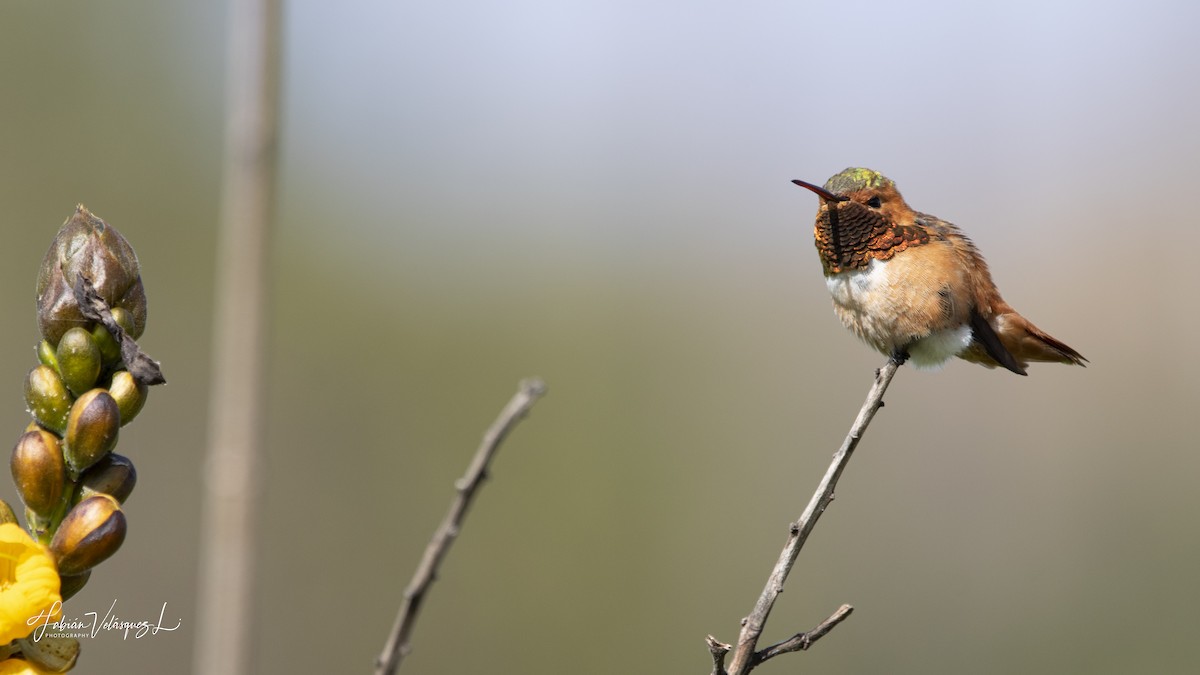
[710,359,901,674]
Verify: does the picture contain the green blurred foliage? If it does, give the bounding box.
[3,2,1200,674]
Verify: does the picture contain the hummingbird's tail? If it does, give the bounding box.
[961,308,1087,374]
[999,311,1088,367]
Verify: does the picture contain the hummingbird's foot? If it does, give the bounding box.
[889,348,910,367]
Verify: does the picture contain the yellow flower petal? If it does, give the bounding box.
[0,524,61,645]
[0,657,57,674]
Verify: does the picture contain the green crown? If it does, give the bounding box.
[822,167,894,194]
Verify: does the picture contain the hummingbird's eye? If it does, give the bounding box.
[867,196,883,208]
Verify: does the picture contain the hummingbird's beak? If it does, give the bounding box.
[792,179,849,203]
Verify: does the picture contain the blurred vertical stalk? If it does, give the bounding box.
[194,1,281,674]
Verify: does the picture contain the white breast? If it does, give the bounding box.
[824,258,971,369]
[825,259,891,312]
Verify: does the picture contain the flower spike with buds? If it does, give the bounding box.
[2,207,166,670]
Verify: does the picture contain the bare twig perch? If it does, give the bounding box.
[375,378,548,675]
[709,359,901,674]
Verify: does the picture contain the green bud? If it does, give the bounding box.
[36,205,147,345]
[10,429,66,517]
[58,570,91,601]
[110,306,139,340]
[16,634,80,672]
[0,498,18,525]
[80,453,137,504]
[91,322,122,365]
[56,327,102,397]
[37,339,59,370]
[50,494,126,576]
[81,308,138,370]
[108,370,149,426]
[25,365,72,435]
[16,635,79,672]
[63,389,120,479]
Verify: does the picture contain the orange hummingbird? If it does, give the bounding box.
[792,168,1086,375]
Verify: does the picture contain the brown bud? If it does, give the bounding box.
[36,205,147,345]
[63,389,120,479]
[49,494,126,576]
[55,327,102,397]
[58,570,91,601]
[11,429,66,516]
[79,453,137,504]
[25,365,72,435]
[108,370,149,426]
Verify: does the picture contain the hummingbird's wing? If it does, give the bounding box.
[915,213,1028,376]
[968,308,1028,375]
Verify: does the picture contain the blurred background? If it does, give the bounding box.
[2,1,1199,673]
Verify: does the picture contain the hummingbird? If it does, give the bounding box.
[791,168,1086,375]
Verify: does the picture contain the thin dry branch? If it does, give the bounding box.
[714,358,901,674]
[375,378,548,675]
[753,603,854,664]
